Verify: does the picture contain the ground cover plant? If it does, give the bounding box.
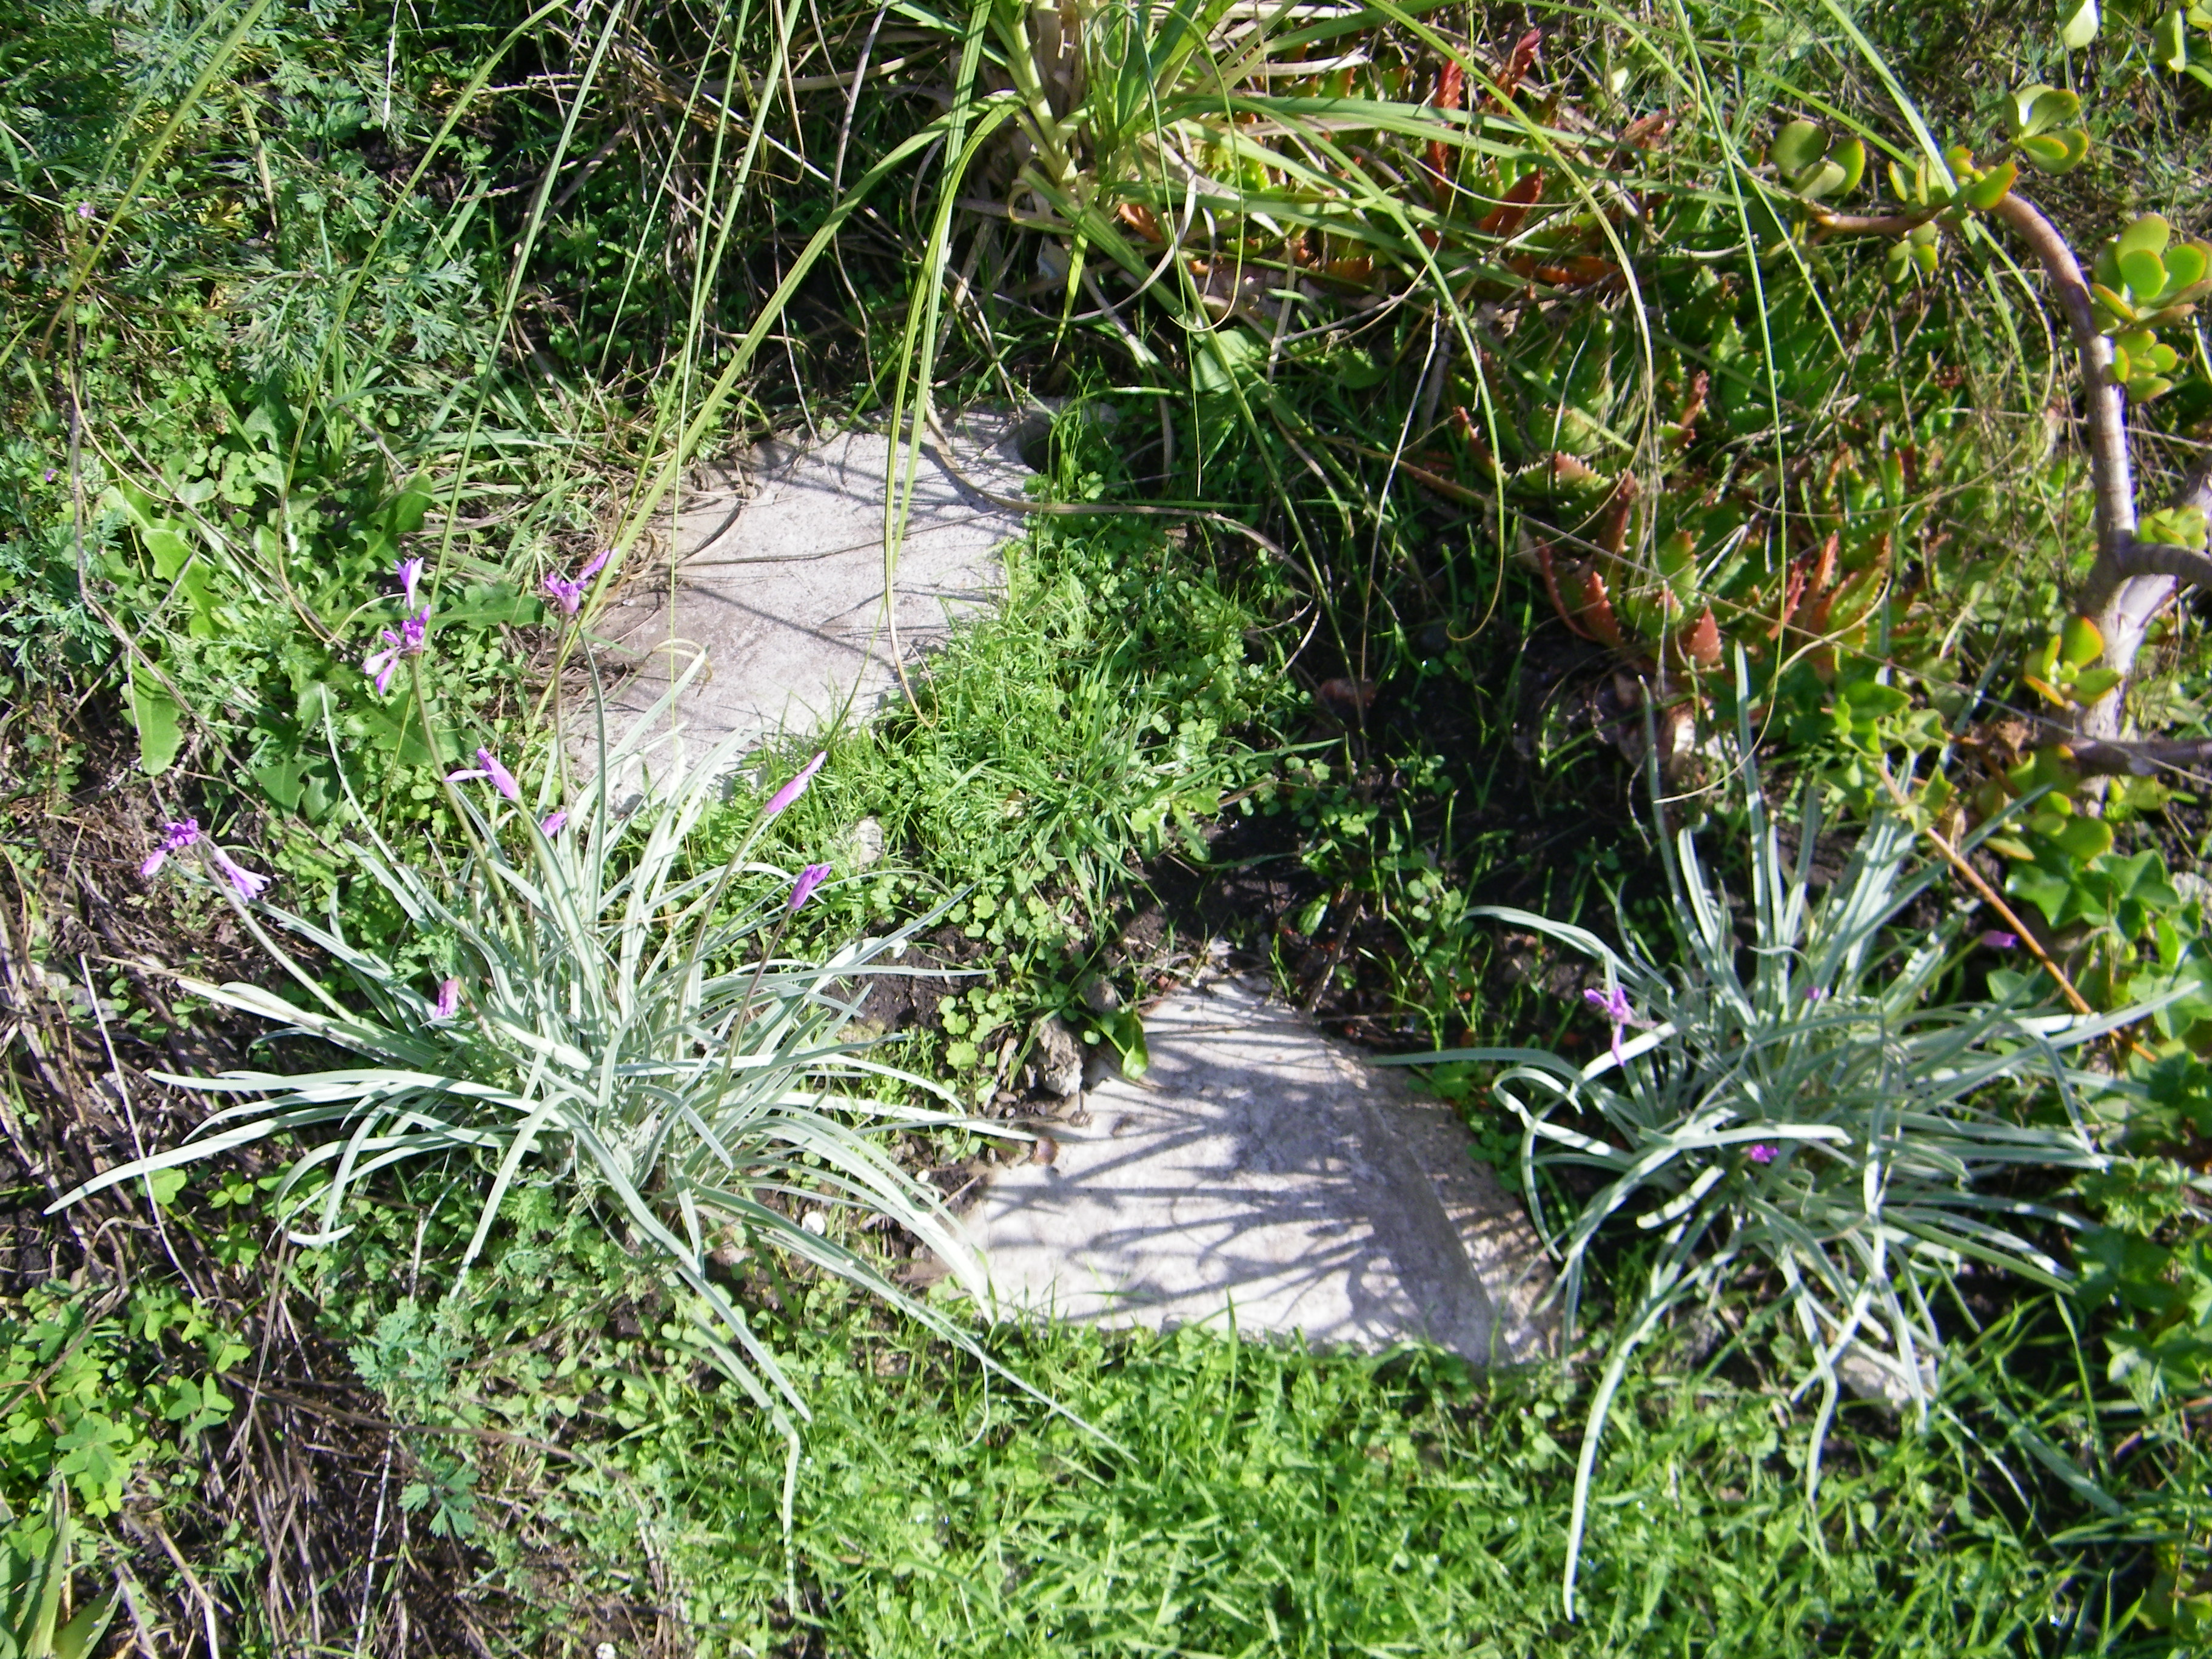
[3,0,2212,1650]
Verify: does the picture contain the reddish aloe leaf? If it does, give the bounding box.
[1676,606,1722,668]
[1478,171,1544,237]
[1487,28,1542,109]
[1575,568,1627,648]
[1597,474,1640,556]
[1117,202,1163,243]
[1535,540,1601,643]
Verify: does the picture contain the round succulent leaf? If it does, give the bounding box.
[2092,283,2138,327]
[2013,83,2082,136]
[2117,214,2174,259]
[2028,632,2064,683]
[1769,119,1829,177]
[2146,343,2180,374]
[2060,0,2101,48]
[2070,668,2123,702]
[1883,241,1913,284]
[2160,240,2210,292]
[2018,128,2090,173]
[2059,614,2104,669]
[2128,374,2177,401]
[1963,161,2018,210]
[2157,5,2190,68]
[2111,343,2134,382]
[1832,135,1867,195]
[1911,241,1940,275]
[1797,158,1848,198]
[2120,247,2169,301]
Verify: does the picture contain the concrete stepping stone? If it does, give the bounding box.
[967,977,1553,1365]
[588,412,1032,768]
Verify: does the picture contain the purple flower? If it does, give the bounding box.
[397,556,425,609]
[541,549,611,615]
[539,809,568,837]
[141,819,200,878]
[1582,982,1649,1069]
[434,977,461,1020]
[42,468,55,483]
[141,817,266,897]
[1748,1143,1778,1165]
[762,752,826,823]
[447,747,521,803]
[76,203,94,220]
[1803,986,1827,1002]
[364,605,429,694]
[788,863,833,911]
[1979,930,2019,950]
[207,846,270,901]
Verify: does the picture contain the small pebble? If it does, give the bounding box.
[800,1210,827,1235]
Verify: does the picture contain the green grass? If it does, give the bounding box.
[284,1190,2195,1658]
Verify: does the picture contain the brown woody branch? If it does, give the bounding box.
[2062,734,2212,777]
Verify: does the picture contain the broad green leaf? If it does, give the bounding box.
[2091,282,2137,325]
[1831,135,1866,195]
[2060,0,2100,49]
[1769,118,1829,178]
[2017,128,2090,173]
[2117,214,2173,259]
[129,667,183,776]
[389,472,434,537]
[2120,247,2168,300]
[143,524,193,581]
[2054,815,2116,862]
[1963,161,2018,210]
[2011,83,2082,136]
[2157,5,2190,67]
[2069,668,2123,701]
[146,1168,189,1207]
[2160,239,2210,293]
[2060,614,2104,669]
[2140,504,2209,545]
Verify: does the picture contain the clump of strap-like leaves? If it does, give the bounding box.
[1401,696,2156,1615]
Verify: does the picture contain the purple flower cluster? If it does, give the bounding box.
[364,558,431,694]
[542,549,611,615]
[764,752,826,822]
[140,819,269,900]
[364,606,429,694]
[447,748,521,802]
[789,863,832,911]
[1582,982,1651,1069]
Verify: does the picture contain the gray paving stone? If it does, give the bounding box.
[586,413,1031,772]
[967,977,1553,1365]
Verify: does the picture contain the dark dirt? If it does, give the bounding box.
[0,700,555,1658]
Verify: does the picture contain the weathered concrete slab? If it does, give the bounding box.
[589,414,1032,768]
[968,978,1552,1364]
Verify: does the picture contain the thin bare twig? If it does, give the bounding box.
[1874,769,2093,1019]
